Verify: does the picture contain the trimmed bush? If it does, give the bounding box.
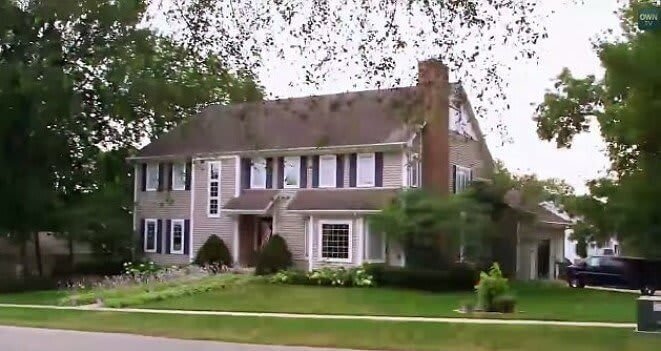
[194,235,232,266]
[255,234,292,275]
[270,267,374,287]
[363,263,478,292]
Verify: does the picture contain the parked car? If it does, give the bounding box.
[566,255,661,295]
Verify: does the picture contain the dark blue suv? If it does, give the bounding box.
[566,255,660,295]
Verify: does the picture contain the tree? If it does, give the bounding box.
[369,189,492,268]
[0,0,262,275]
[533,0,661,257]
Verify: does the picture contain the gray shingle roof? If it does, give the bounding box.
[287,188,399,211]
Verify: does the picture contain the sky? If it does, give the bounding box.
[254,0,621,194]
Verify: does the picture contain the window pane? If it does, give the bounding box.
[284,157,299,187]
[146,164,159,190]
[319,155,336,187]
[146,222,156,250]
[358,154,375,186]
[321,223,350,259]
[251,158,266,188]
[172,222,183,252]
[173,163,186,190]
[209,199,219,214]
[367,229,385,261]
[209,163,219,180]
[209,182,219,197]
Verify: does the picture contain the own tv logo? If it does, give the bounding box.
[638,6,660,30]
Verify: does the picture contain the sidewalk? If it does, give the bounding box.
[0,303,636,329]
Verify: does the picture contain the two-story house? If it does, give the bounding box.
[130,59,569,278]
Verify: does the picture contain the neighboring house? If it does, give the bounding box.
[565,234,620,263]
[130,59,569,279]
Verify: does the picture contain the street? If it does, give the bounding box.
[0,326,362,351]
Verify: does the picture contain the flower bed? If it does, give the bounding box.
[270,267,374,287]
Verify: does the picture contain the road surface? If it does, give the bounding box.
[0,326,362,351]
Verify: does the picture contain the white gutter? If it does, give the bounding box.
[287,209,380,215]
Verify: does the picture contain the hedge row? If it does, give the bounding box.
[364,263,478,292]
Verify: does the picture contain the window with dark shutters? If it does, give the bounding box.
[300,156,308,188]
[312,155,320,188]
[349,153,357,187]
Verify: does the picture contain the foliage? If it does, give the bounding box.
[533,1,661,257]
[364,263,478,292]
[475,262,510,312]
[53,259,125,278]
[271,267,374,287]
[255,234,292,275]
[575,237,588,259]
[123,261,161,276]
[194,235,233,266]
[369,189,492,268]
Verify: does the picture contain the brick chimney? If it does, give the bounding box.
[418,59,450,196]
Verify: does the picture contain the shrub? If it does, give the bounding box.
[270,267,374,287]
[475,262,510,312]
[255,234,292,275]
[491,294,517,313]
[194,235,232,266]
[123,261,161,276]
[364,263,478,292]
[0,276,59,293]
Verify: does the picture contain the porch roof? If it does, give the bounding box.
[222,189,279,214]
[287,188,399,213]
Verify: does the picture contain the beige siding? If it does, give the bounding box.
[273,190,307,261]
[382,151,403,187]
[449,134,493,192]
[191,157,238,261]
[135,163,192,265]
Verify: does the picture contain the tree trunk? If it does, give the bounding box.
[33,232,43,276]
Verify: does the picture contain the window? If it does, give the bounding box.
[356,153,375,187]
[283,156,300,188]
[319,155,337,188]
[144,219,157,253]
[365,224,385,262]
[453,165,472,193]
[250,157,267,189]
[172,163,187,190]
[319,220,352,262]
[208,161,220,217]
[408,153,420,188]
[146,164,159,191]
[586,256,600,267]
[170,219,184,254]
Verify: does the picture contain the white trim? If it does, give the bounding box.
[401,152,408,187]
[318,155,337,188]
[189,162,196,262]
[221,209,271,215]
[364,221,386,263]
[288,209,380,215]
[250,157,267,189]
[357,217,364,264]
[170,219,185,255]
[171,163,186,191]
[129,142,408,161]
[283,156,301,189]
[453,164,472,193]
[233,218,239,265]
[318,219,353,263]
[356,152,376,187]
[207,161,221,217]
[145,163,159,192]
[307,216,314,270]
[143,218,158,253]
[234,156,241,197]
[132,164,138,231]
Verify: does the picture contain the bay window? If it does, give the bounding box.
[319,220,352,262]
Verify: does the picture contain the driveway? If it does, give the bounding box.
[0,326,363,351]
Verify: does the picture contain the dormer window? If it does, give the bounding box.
[356,153,375,187]
[251,157,267,189]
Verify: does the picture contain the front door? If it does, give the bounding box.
[537,240,550,279]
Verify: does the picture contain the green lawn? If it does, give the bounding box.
[0,290,66,305]
[0,307,656,351]
[141,281,638,322]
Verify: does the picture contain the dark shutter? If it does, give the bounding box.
[311,155,320,188]
[300,156,308,188]
[349,154,357,187]
[277,157,285,189]
[241,158,251,189]
[166,163,173,190]
[185,161,192,190]
[265,157,273,189]
[139,219,146,252]
[184,219,191,256]
[140,164,147,191]
[452,165,457,194]
[336,154,344,188]
[375,152,384,187]
[156,219,163,253]
[165,219,171,254]
[157,163,165,191]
